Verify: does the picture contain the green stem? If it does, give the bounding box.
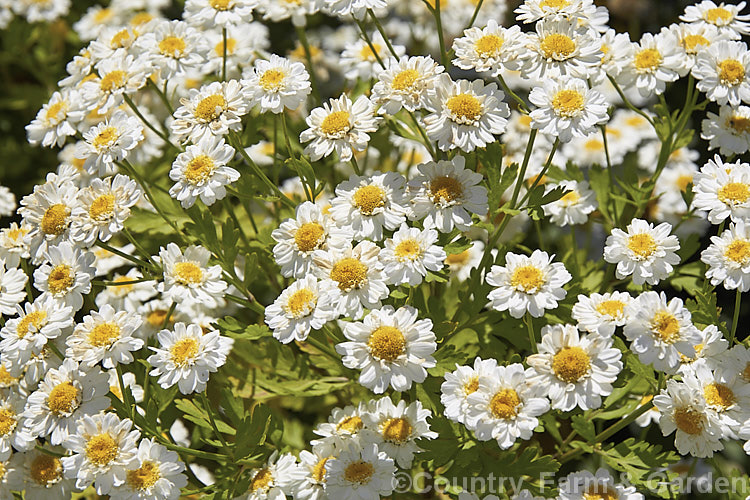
[200,392,233,458]
[147,79,174,115]
[606,76,654,127]
[123,94,177,149]
[295,26,321,103]
[497,74,528,112]
[518,138,560,207]
[354,17,386,68]
[525,314,537,353]
[367,9,399,59]
[350,155,362,176]
[222,27,228,81]
[466,0,485,28]
[730,289,742,345]
[95,240,154,271]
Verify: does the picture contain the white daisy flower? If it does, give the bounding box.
[597,28,634,81]
[107,369,145,406]
[95,269,158,314]
[0,296,74,376]
[670,22,726,71]
[88,25,141,61]
[0,223,30,269]
[440,357,500,424]
[680,0,750,39]
[571,291,633,337]
[72,6,121,42]
[617,30,684,97]
[464,362,549,450]
[312,403,367,448]
[293,442,337,500]
[691,156,750,223]
[204,23,270,77]
[603,218,681,285]
[444,239,485,282]
[701,220,750,291]
[529,76,609,143]
[514,0,591,24]
[137,20,208,80]
[336,305,437,394]
[312,241,388,319]
[379,223,446,287]
[169,135,239,208]
[527,324,622,412]
[147,322,234,394]
[558,468,645,500]
[0,391,34,460]
[693,39,750,106]
[13,0,70,23]
[300,94,381,162]
[70,174,142,247]
[137,298,184,339]
[33,241,95,312]
[653,379,724,458]
[340,33,405,82]
[0,262,27,316]
[542,179,598,225]
[23,358,110,446]
[452,21,527,76]
[329,172,408,241]
[157,243,228,309]
[361,398,437,468]
[486,249,572,319]
[171,80,250,144]
[76,111,144,177]
[324,443,396,500]
[372,56,444,114]
[716,344,750,387]
[623,291,701,374]
[61,413,140,495]
[80,53,150,113]
[237,451,300,500]
[408,155,488,232]
[264,275,338,344]
[19,181,78,265]
[701,104,750,156]
[25,90,85,148]
[321,0,386,19]
[423,75,509,152]
[184,0,258,27]
[677,324,728,373]
[65,304,144,369]
[7,447,75,500]
[260,0,317,26]
[521,17,603,80]
[111,438,188,500]
[244,54,311,114]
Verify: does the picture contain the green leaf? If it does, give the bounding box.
[571,414,596,443]
[600,438,680,486]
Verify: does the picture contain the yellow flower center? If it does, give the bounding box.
[676,174,693,192]
[286,288,316,317]
[86,433,119,467]
[0,409,17,436]
[30,454,63,486]
[320,111,351,136]
[88,322,122,347]
[0,366,17,388]
[159,36,186,56]
[368,326,406,361]
[111,29,131,48]
[704,382,735,410]
[430,175,464,204]
[394,238,422,261]
[214,38,237,57]
[41,204,69,236]
[627,233,657,259]
[89,194,115,220]
[540,33,576,59]
[312,457,332,483]
[171,338,200,366]
[725,239,750,265]
[510,265,545,293]
[184,155,216,185]
[93,126,119,149]
[336,415,363,433]
[559,190,580,206]
[475,34,504,57]
[490,388,521,419]
[705,7,733,24]
[650,310,680,344]
[47,264,74,295]
[392,69,420,91]
[210,0,231,10]
[173,261,204,285]
[130,12,154,26]
[728,115,750,134]
[353,185,386,215]
[552,89,585,117]
[359,43,381,61]
[381,417,413,444]
[126,460,161,491]
[595,299,625,318]
[344,461,374,485]
[195,94,227,122]
[446,93,482,123]
[446,249,471,266]
[583,485,619,500]
[552,346,591,383]
[17,311,48,339]
[250,468,273,493]
[100,70,126,92]
[294,222,325,252]
[147,309,172,328]
[673,406,704,435]
[45,101,66,122]
[259,69,285,91]
[540,0,569,8]
[584,139,603,151]
[682,34,709,53]
[463,376,479,395]
[718,182,750,204]
[718,59,745,85]
[330,258,368,291]
[47,381,80,416]
[634,48,662,72]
